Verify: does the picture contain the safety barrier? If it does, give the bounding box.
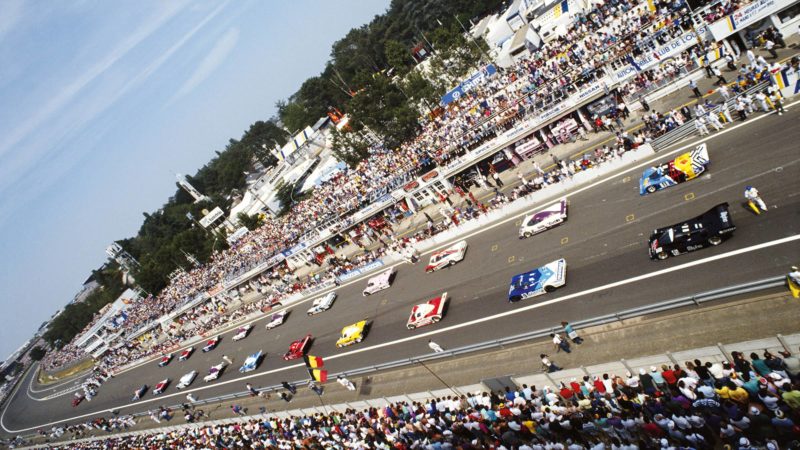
[62,276,790,430]
[18,279,794,448]
[651,81,770,151]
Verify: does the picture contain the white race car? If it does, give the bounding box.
[425,241,468,273]
[176,370,198,389]
[407,292,449,329]
[239,350,264,373]
[265,311,287,329]
[232,324,253,341]
[519,198,568,238]
[203,363,226,382]
[362,268,396,296]
[307,292,337,316]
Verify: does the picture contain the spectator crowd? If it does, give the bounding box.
[20,349,800,449]
[41,0,792,378]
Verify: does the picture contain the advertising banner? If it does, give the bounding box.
[336,259,385,283]
[613,27,706,83]
[441,64,498,105]
[773,67,800,99]
[708,0,791,41]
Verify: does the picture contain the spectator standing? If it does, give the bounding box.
[561,321,583,344]
[222,355,233,365]
[712,66,727,85]
[640,97,650,112]
[689,79,702,98]
[246,383,257,397]
[551,333,571,353]
[695,118,709,136]
[755,91,770,112]
[540,353,561,372]
[337,376,356,391]
[428,340,445,353]
[308,381,324,396]
[717,83,730,101]
[230,404,245,416]
[281,381,296,394]
[764,39,777,59]
[770,92,784,116]
[186,393,197,403]
[492,170,504,188]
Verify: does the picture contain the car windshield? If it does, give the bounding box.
[658,229,675,245]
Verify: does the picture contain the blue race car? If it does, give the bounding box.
[508,259,567,302]
[239,350,263,373]
[639,143,709,195]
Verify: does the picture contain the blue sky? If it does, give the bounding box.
[0,0,390,361]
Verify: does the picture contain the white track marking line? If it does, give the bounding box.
[4,234,797,433]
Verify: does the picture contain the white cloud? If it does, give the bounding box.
[0,0,25,42]
[170,26,240,103]
[0,1,232,226]
[0,2,187,162]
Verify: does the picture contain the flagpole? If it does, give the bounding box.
[415,359,461,397]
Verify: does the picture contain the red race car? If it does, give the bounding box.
[71,393,85,407]
[283,334,312,361]
[158,353,173,367]
[202,336,220,352]
[407,292,449,330]
[178,347,194,361]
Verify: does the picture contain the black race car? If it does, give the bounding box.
[648,203,735,260]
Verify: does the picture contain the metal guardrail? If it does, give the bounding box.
[651,81,769,151]
[15,275,788,446]
[125,276,787,418]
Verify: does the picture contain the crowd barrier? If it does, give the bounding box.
[651,80,770,151]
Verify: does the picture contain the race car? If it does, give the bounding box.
[648,202,735,260]
[265,311,287,329]
[508,259,567,302]
[232,324,253,341]
[239,350,264,373]
[131,385,148,402]
[203,363,226,382]
[202,336,221,352]
[639,143,709,195]
[407,292,449,329]
[425,241,468,273]
[178,347,194,361]
[72,392,85,407]
[519,199,568,238]
[283,334,312,361]
[157,353,173,367]
[336,320,370,348]
[176,370,198,389]
[307,292,337,316]
[362,268,396,296]
[153,378,170,395]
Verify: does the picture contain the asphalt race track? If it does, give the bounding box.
[4,109,799,434]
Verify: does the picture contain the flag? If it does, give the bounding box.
[625,55,642,72]
[308,368,328,383]
[304,355,324,369]
[789,276,800,299]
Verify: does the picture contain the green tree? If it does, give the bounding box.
[29,346,46,361]
[347,71,420,149]
[330,127,371,166]
[385,40,414,76]
[237,212,263,231]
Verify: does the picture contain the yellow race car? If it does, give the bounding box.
[335,320,369,348]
